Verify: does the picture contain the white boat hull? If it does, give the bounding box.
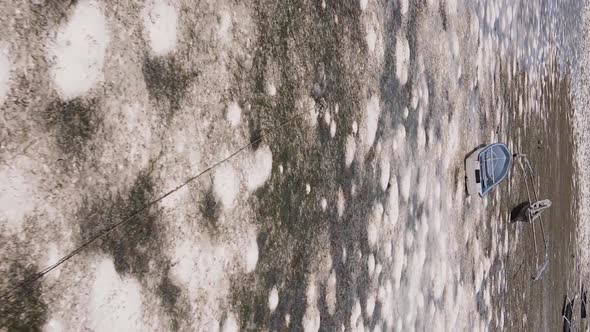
[466,147,484,196]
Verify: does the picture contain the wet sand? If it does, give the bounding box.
[496,63,579,331]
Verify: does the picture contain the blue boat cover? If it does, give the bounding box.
[479,143,512,196]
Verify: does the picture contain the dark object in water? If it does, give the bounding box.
[582,284,587,319]
[563,295,575,332]
[511,201,530,222]
[510,199,552,223]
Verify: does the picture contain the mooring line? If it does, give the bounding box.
[0,110,307,303]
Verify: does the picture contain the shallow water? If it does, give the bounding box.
[0,0,585,331]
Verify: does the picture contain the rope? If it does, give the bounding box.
[0,110,307,303]
[516,154,550,280]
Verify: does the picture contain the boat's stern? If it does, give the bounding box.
[465,148,484,196]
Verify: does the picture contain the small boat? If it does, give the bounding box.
[466,143,513,197]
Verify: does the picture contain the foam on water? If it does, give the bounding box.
[345,135,356,167]
[395,33,410,86]
[364,95,381,148]
[47,0,109,99]
[221,314,239,332]
[244,145,273,192]
[143,0,177,56]
[326,270,337,315]
[0,45,10,105]
[89,258,144,332]
[0,165,37,232]
[213,163,240,209]
[337,188,345,218]
[225,101,242,127]
[303,277,321,332]
[268,286,279,312]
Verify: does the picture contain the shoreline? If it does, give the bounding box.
[496,62,578,331]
